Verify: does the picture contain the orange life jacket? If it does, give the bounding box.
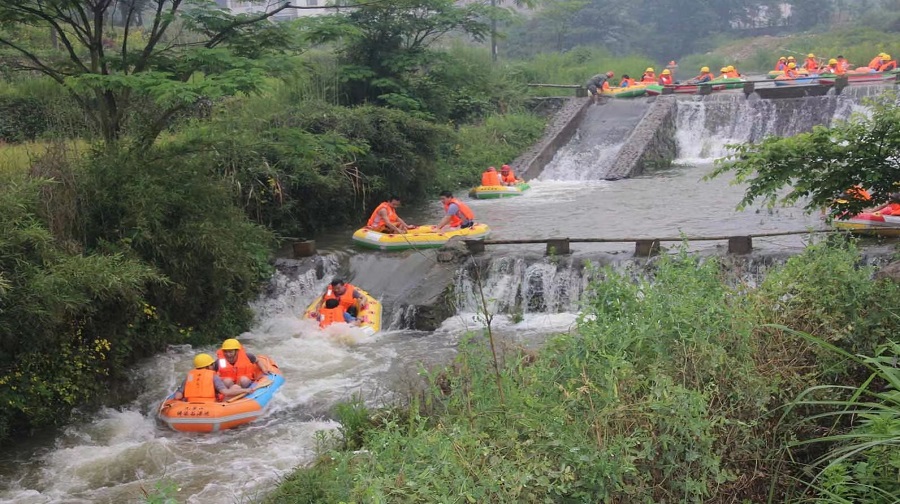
[784,68,798,78]
[641,72,655,83]
[694,72,712,82]
[481,170,502,186]
[838,59,849,72]
[846,186,872,201]
[619,77,636,87]
[366,202,398,230]
[183,368,219,401]
[804,58,818,71]
[443,197,474,228]
[216,348,257,383]
[868,56,884,70]
[726,70,739,78]
[879,60,897,72]
[500,170,517,184]
[824,64,841,75]
[319,305,347,328]
[324,283,357,311]
[601,81,610,91]
[659,75,673,85]
[775,61,786,71]
[880,203,900,215]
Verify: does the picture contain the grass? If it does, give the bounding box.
[0,140,87,177]
[510,46,657,95]
[266,240,900,503]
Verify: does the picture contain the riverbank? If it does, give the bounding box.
[266,240,900,503]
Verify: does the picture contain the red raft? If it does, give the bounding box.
[833,204,900,237]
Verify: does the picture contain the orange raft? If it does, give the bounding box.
[157,355,285,433]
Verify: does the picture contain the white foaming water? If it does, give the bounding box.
[674,88,883,164]
[538,136,626,181]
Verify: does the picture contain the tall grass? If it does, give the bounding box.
[0,140,87,176]
[266,240,900,503]
[510,46,657,94]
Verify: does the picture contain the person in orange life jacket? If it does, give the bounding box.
[836,55,850,72]
[215,338,269,389]
[319,298,357,328]
[804,53,819,72]
[499,165,518,186]
[784,62,799,78]
[717,67,729,79]
[875,193,900,215]
[436,190,475,230]
[823,58,842,75]
[314,278,365,319]
[658,69,673,85]
[619,75,635,87]
[481,166,502,186]
[868,53,885,71]
[366,196,410,234]
[725,65,740,78]
[692,66,713,83]
[774,56,787,71]
[879,55,897,72]
[641,68,655,83]
[174,353,249,401]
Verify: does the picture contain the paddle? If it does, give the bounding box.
[226,376,273,403]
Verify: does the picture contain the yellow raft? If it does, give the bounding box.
[351,224,491,251]
[302,286,383,335]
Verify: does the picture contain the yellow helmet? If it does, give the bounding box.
[193,353,215,368]
[720,67,728,73]
[885,54,892,60]
[788,56,796,61]
[778,56,786,61]
[879,52,887,57]
[788,62,796,69]
[828,58,837,65]
[221,338,242,351]
[645,67,654,73]
[700,66,710,73]
[807,53,815,58]
[726,65,735,72]
[661,69,671,75]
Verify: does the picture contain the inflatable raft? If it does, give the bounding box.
[158,356,284,433]
[469,183,530,199]
[601,85,647,98]
[833,205,900,236]
[644,83,726,96]
[774,75,818,86]
[351,223,490,251]
[302,286,383,335]
[767,69,810,79]
[819,68,897,84]
[712,77,746,89]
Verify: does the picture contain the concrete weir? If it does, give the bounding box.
[605,96,677,180]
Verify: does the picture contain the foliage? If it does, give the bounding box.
[0,175,157,440]
[709,92,900,220]
[0,0,295,146]
[268,242,899,503]
[784,339,900,503]
[300,0,489,114]
[511,47,656,92]
[77,147,273,336]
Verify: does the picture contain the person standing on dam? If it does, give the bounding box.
[585,71,613,103]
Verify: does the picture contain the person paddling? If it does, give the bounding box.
[216,338,270,389]
[481,166,502,186]
[499,165,519,186]
[174,353,249,402]
[436,191,475,230]
[366,196,410,234]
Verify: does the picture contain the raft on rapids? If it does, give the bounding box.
[644,83,726,95]
[351,223,490,251]
[469,182,530,199]
[302,286,383,335]
[832,204,900,236]
[157,355,285,433]
[601,85,647,98]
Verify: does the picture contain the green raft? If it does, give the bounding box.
[469,183,531,199]
[601,85,648,98]
[712,77,746,89]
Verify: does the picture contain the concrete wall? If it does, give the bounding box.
[511,97,592,181]
[604,96,678,180]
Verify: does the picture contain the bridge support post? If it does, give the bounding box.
[546,238,570,256]
[634,239,660,257]
[834,75,849,95]
[728,236,752,255]
[742,82,755,97]
[698,84,712,95]
[576,86,588,97]
[292,240,316,258]
[464,239,485,255]
[896,73,900,84]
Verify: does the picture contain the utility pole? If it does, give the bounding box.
[490,0,497,62]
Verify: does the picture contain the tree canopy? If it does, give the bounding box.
[709,94,900,219]
[0,0,296,146]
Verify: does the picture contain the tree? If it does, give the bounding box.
[303,0,490,108]
[709,94,900,219]
[0,0,296,147]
